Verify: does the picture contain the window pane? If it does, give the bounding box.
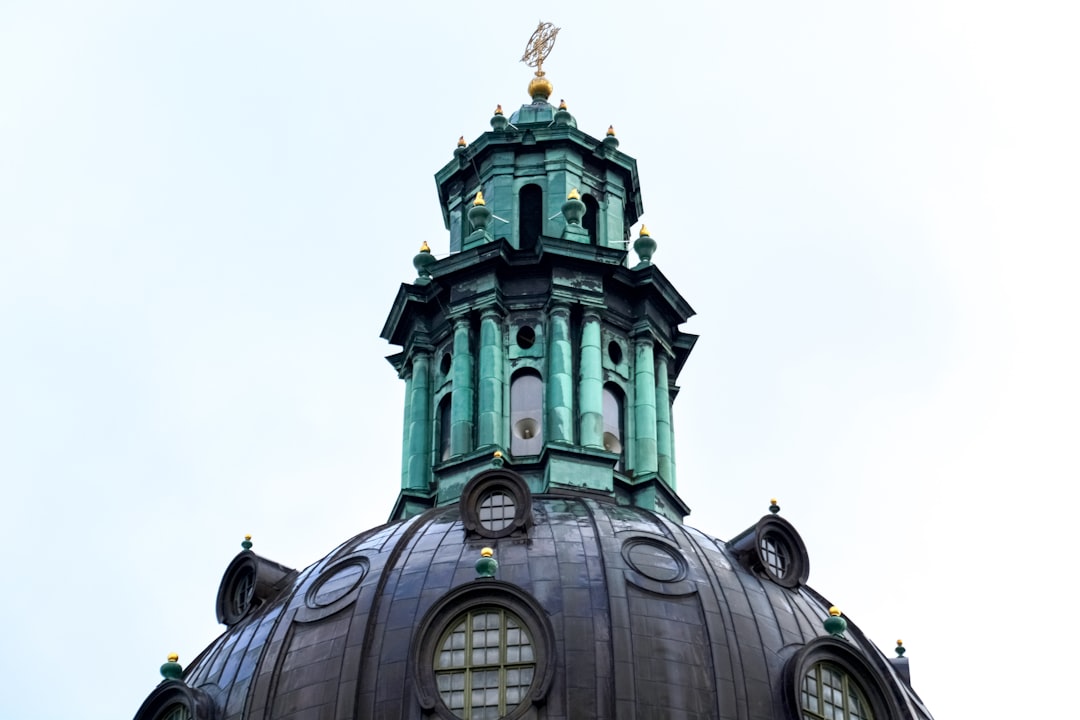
[435,608,538,719]
[800,662,874,720]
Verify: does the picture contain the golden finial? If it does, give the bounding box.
[559,99,567,110]
[167,653,179,662]
[567,188,580,200]
[897,639,904,646]
[494,104,503,115]
[244,534,251,541]
[770,499,777,505]
[639,225,650,237]
[829,606,842,617]
[493,450,503,458]
[419,241,431,253]
[480,547,494,558]
[521,22,560,77]
[457,136,466,147]
[606,125,616,136]
[474,191,485,206]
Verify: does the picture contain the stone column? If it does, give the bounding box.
[655,354,674,488]
[547,303,574,444]
[477,309,505,449]
[406,351,432,491]
[633,336,658,474]
[579,309,603,448]
[450,316,475,457]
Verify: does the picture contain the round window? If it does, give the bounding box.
[435,607,537,719]
[227,565,255,621]
[759,533,790,580]
[478,490,516,532]
[515,326,535,349]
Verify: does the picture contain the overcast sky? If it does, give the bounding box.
[2,2,1077,718]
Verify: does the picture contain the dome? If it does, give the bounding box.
[137,472,932,720]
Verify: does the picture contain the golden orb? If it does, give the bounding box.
[828,606,842,617]
[528,75,553,100]
[419,241,431,253]
[167,653,179,662]
[897,639,904,646]
[480,547,494,558]
[770,498,777,505]
[493,450,503,458]
[244,534,251,541]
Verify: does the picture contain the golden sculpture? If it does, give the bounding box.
[520,21,560,77]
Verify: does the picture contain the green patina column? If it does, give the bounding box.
[399,369,413,490]
[477,309,505,449]
[547,303,574,444]
[579,308,603,448]
[406,351,433,491]
[450,317,475,456]
[655,354,675,488]
[633,336,658,474]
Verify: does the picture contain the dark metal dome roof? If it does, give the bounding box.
[153,489,931,720]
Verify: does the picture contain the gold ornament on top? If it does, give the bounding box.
[521,21,560,99]
[521,22,560,76]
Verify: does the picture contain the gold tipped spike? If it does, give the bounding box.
[567,188,581,200]
[494,104,504,115]
[606,125,616,136]
[457,136,466,147]
[474,191,485,206]
[419,241,431,253]
[639,225,650,237]
[559,99,567,110]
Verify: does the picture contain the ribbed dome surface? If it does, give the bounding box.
[176,495,931,720]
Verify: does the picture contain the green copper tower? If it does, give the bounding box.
[381,62,697,523]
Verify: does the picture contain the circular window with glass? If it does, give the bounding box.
[801,662,874,720]
[435,607,536,719]
[759,532,790,580]
[460,470,532,540]
[477,490,516,533]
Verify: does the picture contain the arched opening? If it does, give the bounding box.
[438,395,453,462]
[602,384,624,471]
[583,193,600,244]
[510,370,543,456]
[518,184,543,251]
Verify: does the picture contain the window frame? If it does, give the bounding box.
[412,581,555,720]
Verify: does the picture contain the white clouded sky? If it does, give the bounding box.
[1,2,1076,718]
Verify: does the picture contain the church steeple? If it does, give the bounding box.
[381,27,697,522]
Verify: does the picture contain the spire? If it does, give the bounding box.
[383,25,696,524]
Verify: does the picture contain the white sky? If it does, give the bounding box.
[2,2,1077,718]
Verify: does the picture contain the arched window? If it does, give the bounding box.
[518,184,543,250]
[582,193,600,244]
[602,384,624,470]
[510,370,543,456]
[438,395,453,462]
[435,607,537,718]
[801,662,874,720]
